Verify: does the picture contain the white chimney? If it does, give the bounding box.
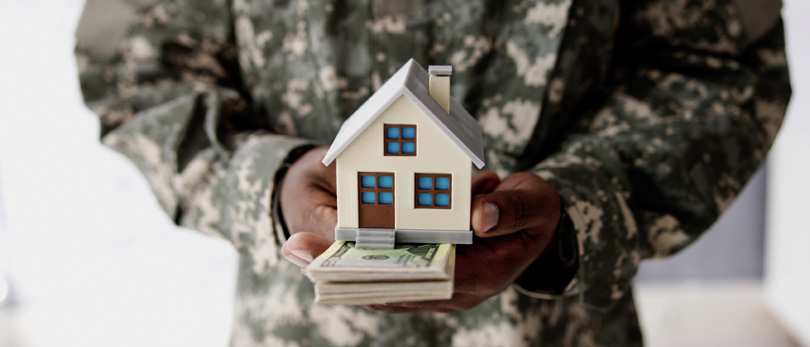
[428,65,452,114]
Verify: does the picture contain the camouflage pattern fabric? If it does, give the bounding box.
[75,0,790,345]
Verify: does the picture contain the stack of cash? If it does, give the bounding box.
[305,241,455,304]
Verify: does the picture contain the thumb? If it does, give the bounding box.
[282,232,333,268]
[471,170,500,195]
[470,174,560,238]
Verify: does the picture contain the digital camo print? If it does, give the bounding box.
[75,0,790,345]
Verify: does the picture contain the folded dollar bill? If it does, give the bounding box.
[306,241,455,282]
[316,280,452,294]
[315,282,453,304]
[306,241,456,304]
[316,292,452,305]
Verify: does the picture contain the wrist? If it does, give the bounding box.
[273,144,318,239]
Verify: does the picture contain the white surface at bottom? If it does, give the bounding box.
[635,281,798,347]
[3,280,799,347]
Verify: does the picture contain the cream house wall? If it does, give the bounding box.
[336,95,472,231]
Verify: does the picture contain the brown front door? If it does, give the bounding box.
[358,172,394,228]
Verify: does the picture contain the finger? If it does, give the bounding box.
[362,304,455,314]
[471,170,500,195]
[470,173,559,238]
[385,293,480,310]
[281,145,337,238]
[296,198,338,239]
[282,232,333,268]
[453,241,529,293]
[471,190,537,237]
[304,146,337,189]
[313,159,338,194]
[282,247,309,268]
[382,292,483,312]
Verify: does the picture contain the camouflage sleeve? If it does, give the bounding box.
[75,0,313,270]
[529,2,791,310]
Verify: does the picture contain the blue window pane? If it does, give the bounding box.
[402,142,415,154]
[386,127,399,139]
[387,142,399,154]
[435,177,450,190]
[435,194,450,207]
[362,191,375,204]
[418,176,432,190]
[361,175,376,188]
[378,192,393,205]
[402,126,415,139]
[378,175,393,188]
[417,193,432,206]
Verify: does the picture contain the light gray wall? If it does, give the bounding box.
[635,166,767,282]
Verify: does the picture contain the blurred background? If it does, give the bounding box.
[0,0,807,346]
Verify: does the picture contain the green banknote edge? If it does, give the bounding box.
[307,241,453,274]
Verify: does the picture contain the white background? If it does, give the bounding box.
[0,1,236,345]
[764,0,810,344]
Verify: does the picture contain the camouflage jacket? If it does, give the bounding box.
[75,0,790,345]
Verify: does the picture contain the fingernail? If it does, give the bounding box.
[482,202,498,232]
[291,249,313,263]
[284,253,309,268]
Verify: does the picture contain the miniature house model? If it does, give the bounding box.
[322,59,485,249]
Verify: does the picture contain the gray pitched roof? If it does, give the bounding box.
[322,59,485,169]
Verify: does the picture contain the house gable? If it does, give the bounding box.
[322,59,484,169]
[336,94,470,164]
